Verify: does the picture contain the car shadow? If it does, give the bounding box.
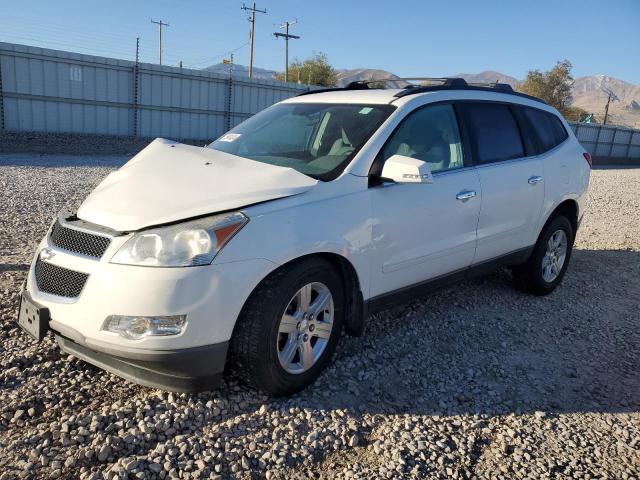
[592,164,640,170]
[0,263,30,273]
[292,247,640,417]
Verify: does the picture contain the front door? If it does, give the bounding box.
[368,103,481,298]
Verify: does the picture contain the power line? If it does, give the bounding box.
[150,19,169,65]
[273,20,300,82]
[0,33,141,60]
[187,42,249,69]
[241,2,267,79]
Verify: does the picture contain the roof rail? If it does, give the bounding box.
[295,81,369,97]
[393,78,546,104]
[466,82,515,93]
[295,77,465,97]
[296,76,546,105]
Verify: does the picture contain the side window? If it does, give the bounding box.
[521,107,568,154]
[381,104,464,173]
[546,112,568,146]
[461,103,525,164]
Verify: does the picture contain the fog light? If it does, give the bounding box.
[102,315,186,340]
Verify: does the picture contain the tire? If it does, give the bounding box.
[229,258,344,396]
[512,215,574,295]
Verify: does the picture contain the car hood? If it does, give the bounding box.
[77,138,318,231]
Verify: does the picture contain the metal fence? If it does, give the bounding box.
[2,41,639,162]
[569,122,640,162]
[0,42,309,141]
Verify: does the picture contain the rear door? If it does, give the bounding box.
[458,102,545,263]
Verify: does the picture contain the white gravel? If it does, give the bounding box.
[0,155,639,479]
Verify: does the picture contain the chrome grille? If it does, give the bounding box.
[50,220,111,258]
[35,257,89,298]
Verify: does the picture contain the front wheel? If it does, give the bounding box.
[512,215,575,295]
[229,258,344,396]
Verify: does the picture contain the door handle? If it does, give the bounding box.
[528,175,544,185]
[456,190,477,201]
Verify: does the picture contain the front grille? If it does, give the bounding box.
[50,220,111,258]
[35,258,89,298]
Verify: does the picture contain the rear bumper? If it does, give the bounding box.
[56,334,228,392]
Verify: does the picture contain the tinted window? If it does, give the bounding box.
[547,113,568,146]
[381,104,464,173]
[462,103,524,164]
[521,107,568,153]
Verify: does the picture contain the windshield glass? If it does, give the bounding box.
[208,103,395,180]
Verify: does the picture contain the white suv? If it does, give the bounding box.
[18,78,591,395]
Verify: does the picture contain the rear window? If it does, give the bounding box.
[521,107,568,154]
[460,103,525,164]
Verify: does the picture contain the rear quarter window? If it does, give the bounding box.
[547,113,569,146]
[520,107,568,154]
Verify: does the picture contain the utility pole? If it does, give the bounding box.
[601,86,619,126]
[603,91,612,125]
[150,19,169,65]
[241,3,267,79]
[273,20,300,82]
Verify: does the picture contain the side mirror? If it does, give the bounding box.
[380,154,434,184]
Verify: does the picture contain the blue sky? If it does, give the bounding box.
[2,0,639,83]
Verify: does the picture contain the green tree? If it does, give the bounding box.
[274,52,337,87]
[518,60,583,118]
[563,106,592,122]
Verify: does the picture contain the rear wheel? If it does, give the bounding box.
[229,258,344,396]
[512,215,574,295]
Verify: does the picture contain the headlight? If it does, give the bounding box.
[111,212,248,267]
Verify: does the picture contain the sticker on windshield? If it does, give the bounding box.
[218,133,241,142]
[359,107,373,114]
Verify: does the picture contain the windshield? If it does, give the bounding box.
[208,103,395,181]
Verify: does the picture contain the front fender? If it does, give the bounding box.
[214,191,374,300]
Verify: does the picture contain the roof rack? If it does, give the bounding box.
[392,77,516,97]
[295,77,461,96]
[296,76,546,105]
[296,81,370,97]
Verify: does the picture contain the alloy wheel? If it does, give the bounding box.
[276,282,334,374]
[542,229,568,283]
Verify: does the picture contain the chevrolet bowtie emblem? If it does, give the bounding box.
[40,247,55,261]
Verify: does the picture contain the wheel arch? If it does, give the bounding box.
[239,252,366,338]
[544,198,579,238]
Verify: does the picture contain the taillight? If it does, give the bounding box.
[583,152,592,168]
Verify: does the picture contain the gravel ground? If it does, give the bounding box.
[0,155,638,480]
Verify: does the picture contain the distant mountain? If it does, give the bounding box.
[571,75,640,126]
[203,63,276,80]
